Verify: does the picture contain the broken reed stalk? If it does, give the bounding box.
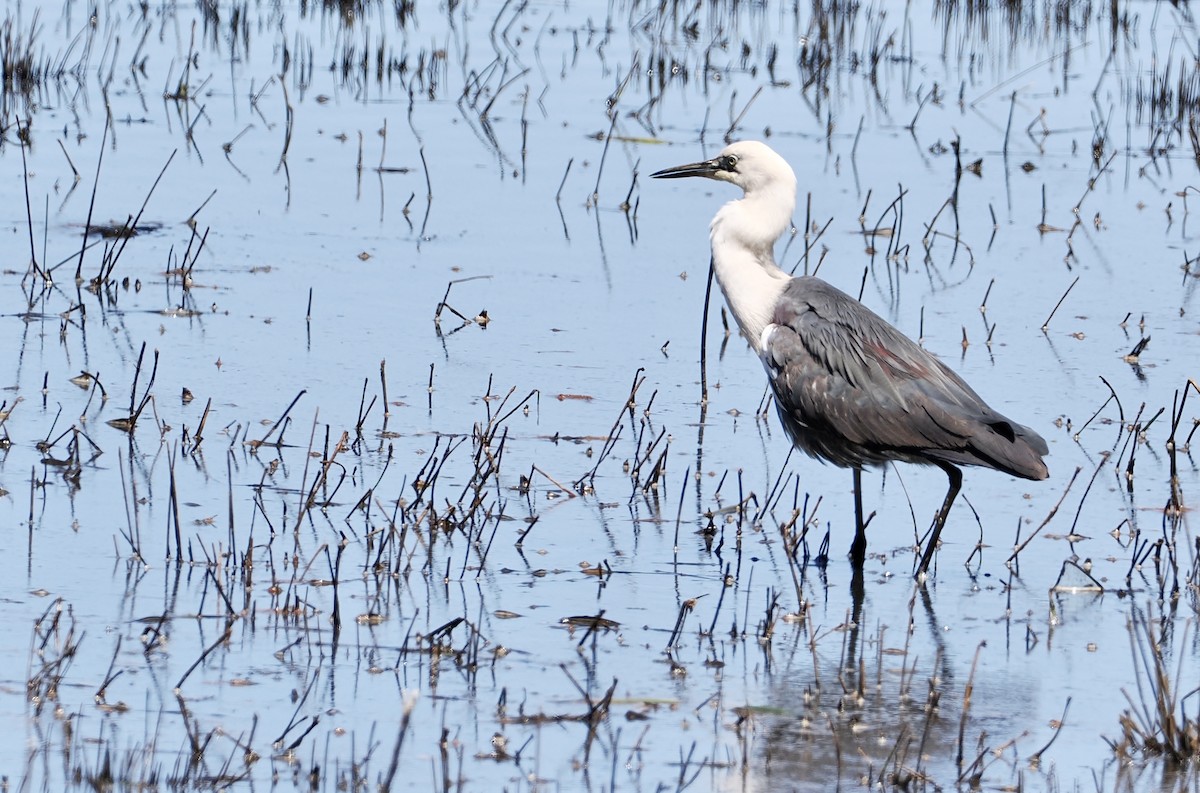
[328,541,345,638]
[186,188,217,226]
[591,111,619,202]
[666,599,694,649]
[529,465,576,499]
[100,149,177,284]
[180,225,209,282]
[192,397,212,450]
[200,556,239,621]
[1029,698,1072,766]
[798,215,833,277]
[573,369,642,490]
[1165,378,1200,515]
[27,600,82,716]
[295,430,350,530]
[354,377,376,435]
[1067,457,1110,537]
[167,445,183,559]
[380,359,390,417]
[556,158,573,202]
[107,343,159,432]
[754,445,796,525]
[75,114,111,282]
[94,636,124,704]
[17,117,49,285]
[277,79,294,164]
[174,622,234,691]
[247,389,306,449]
[956,641,985,771]
[381,693,419,789]
[226,450,237,560]
[1041,276,1079,333]
[433,275,493,325]
[725,85,762,140]
[116,447,141,560]
[1074,376,1124,441]
[57,138,80,180]
[128,343,146,417]
[1073,151,1117,214]
[427,362,435,414]
[418,145,433,200]
[1007,466,1081,566]
[131,351,159,424]
[619,161,638,213]
[980,278,994,312]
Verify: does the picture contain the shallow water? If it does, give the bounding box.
[1,1,1197,791]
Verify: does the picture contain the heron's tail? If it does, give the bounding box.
[967,416,1049,481]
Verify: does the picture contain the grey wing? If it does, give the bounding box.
[761,277,1048,480]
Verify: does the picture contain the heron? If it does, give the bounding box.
[652,141,1048,576]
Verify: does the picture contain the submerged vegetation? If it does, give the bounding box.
[0,0,1198,790]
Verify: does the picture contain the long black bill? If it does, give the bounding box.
[650,158,721,180]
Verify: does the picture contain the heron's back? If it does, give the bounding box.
[761,277,1049,481]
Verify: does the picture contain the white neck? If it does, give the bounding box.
[709,188,793,353]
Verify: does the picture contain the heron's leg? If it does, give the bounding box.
[917,462,963,577]
[849,467,866,567]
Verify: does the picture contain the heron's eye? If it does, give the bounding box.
[721,154,739,171]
